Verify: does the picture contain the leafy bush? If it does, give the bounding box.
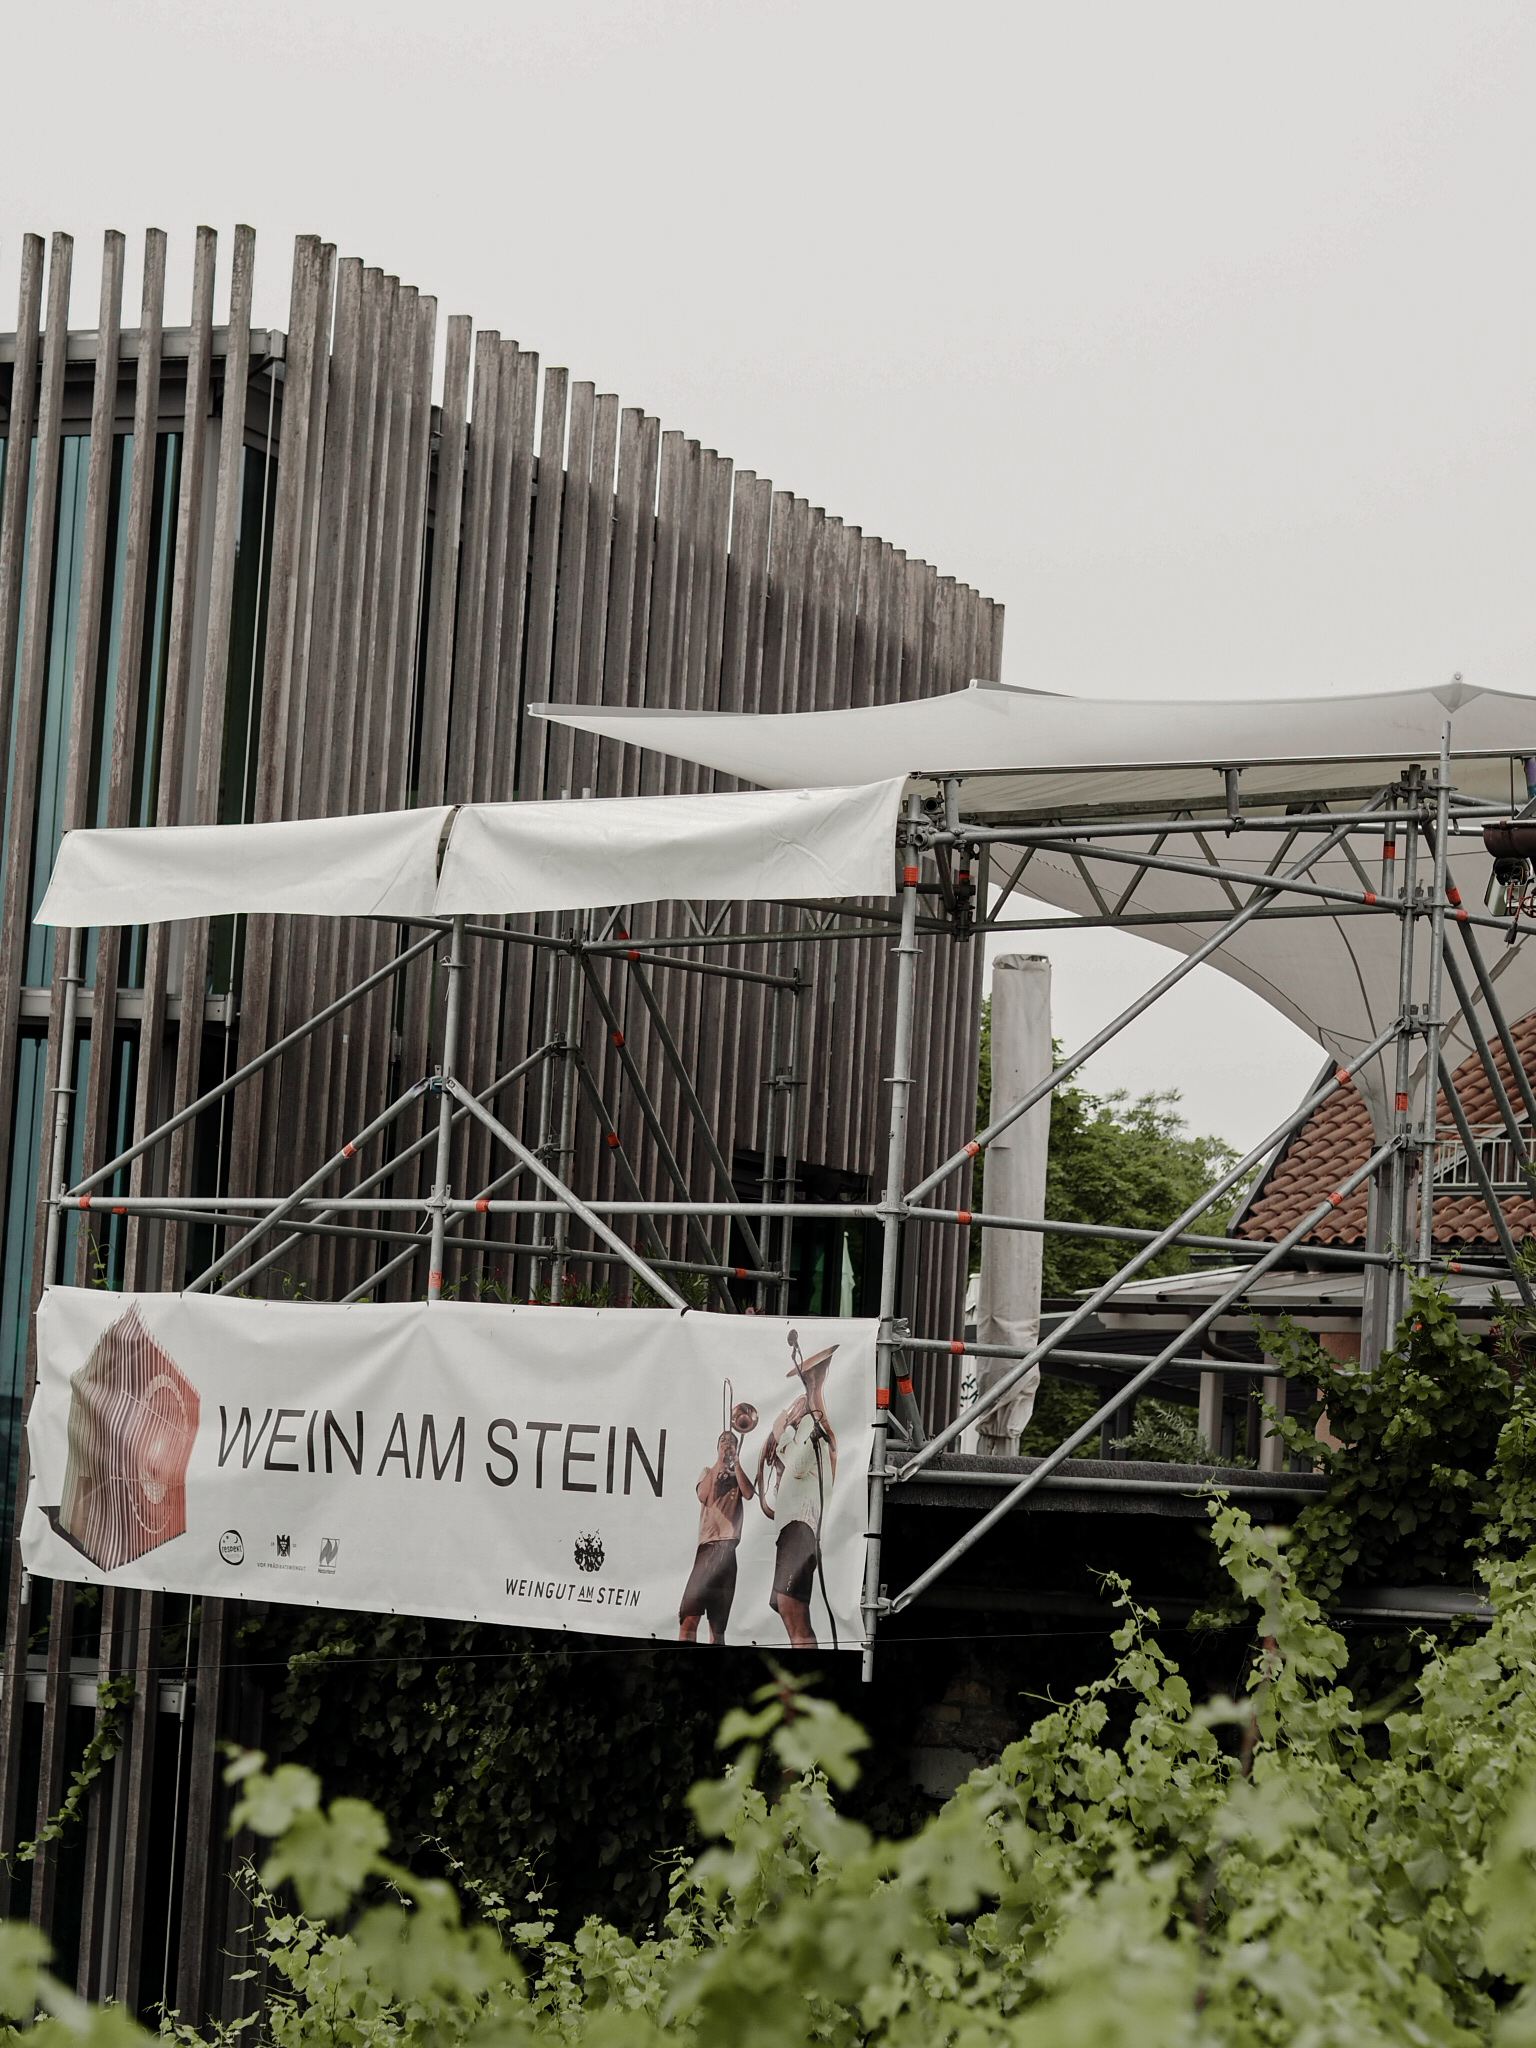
[11,1502,1536,2042]
[1266,1272,1536,1604]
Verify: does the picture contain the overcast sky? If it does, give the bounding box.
[6,2,1533,1150]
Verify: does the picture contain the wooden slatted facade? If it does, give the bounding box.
[0,226,998,2015]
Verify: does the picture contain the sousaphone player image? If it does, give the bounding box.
[755,1331,838,1650]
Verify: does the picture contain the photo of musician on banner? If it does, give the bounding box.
[677,1329,840,1650]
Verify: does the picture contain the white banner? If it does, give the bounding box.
[22,1290,876,1652]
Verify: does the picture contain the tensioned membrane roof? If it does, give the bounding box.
[533,676,1536,815]
[536,678,1536,1137]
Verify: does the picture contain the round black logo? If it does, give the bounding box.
[574,1532,604,1574]
[218,1530,244,1566]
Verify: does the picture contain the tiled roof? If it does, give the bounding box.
[1236,1012,1536,1250]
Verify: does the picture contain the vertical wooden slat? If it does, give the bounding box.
[113,1589,163,2013]
[679,452,737,1229]
[343,285,422,1295]
[124,225,216,1287]
[265,255,364,1296]
[443,329,501,804]
[227,237,332,1212]
[391,309,468,1216]
[76,230,167,1276]
[20,237,125,1934]
[0,237,56,1902]
[57,230,125,862]
[0,234,80,1899]
[75,1585,128,1997]
[515,365,567,800]
[174,1595,228,2022]
[451,337,516,1263]
[0,230,73,1231]
[159,224,254,1287]
[307,266,391,1296]
[381,291,439,812]
[0,235,44,743]
[563,391,621,1220]
[27,1581,75,1930]
[414,313,472,809]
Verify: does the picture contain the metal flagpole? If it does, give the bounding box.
[861,799,922,1682]
[427,916,467,1304]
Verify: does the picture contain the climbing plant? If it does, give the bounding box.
[13,1505,1536,2042]
[1263,1270,1536,1605]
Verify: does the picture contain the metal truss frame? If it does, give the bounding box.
[34,728,1536,1681]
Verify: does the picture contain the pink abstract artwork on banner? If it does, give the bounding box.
[52,1305,200,1571]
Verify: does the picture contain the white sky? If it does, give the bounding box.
[6,1,1534,1151]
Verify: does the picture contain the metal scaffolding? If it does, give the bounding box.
[27,720,1536,1694]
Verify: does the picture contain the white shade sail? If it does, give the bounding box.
[1008,829,1536,1139]
[434,780,905,915]
[532,677,1536,815]
[34,781,906,928]
[532,679,1536,1133]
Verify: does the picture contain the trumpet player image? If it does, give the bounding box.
[756,1330,839,1650]
[678,1389,759,1644]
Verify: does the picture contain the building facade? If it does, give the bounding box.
[0,224,996,2011]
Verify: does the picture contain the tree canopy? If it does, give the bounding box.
[972,995,1247,1297]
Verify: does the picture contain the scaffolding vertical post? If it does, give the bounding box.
[426,916,466,1305]
[776,919,805,1318]
[1385,772,1420,1335]
[757,910,785,1313]
[41,930,84,1293]
[861,800,921,1683]
[1417,725,1453,1275]
[529,913,564,1296]
[551,916,585,1301]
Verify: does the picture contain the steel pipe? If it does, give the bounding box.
[897,1016,1402,1475]
[887,1135,1399,1614]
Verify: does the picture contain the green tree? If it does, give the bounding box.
[972,996,1247,1296]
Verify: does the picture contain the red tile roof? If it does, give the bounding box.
[1236,1013,1536,1250]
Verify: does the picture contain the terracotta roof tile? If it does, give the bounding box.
[1235,1012,1536,1251]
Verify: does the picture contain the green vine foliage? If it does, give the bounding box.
[256,1613,759,1935]
[1261,1272,1536,1607]
[15,1508,1536,2042]
[8,1677,135,1869]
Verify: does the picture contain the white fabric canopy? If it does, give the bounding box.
[35,808,454,927]
[1007,827,1536,1139]
[434,780,904,915]
[34,782,906,928]
[531,679,1536,1133]
[533,678,1536,815]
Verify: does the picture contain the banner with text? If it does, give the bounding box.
[23,1290,876,1651]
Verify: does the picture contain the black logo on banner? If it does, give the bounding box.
[276,1534,291,1559]
[319,1537,339,1571]
[219,1530,244,1566]
[574,1532,605,1574]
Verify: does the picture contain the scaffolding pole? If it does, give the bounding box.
[862,802,921,1682]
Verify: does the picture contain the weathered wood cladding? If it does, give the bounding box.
[0,225,997,2007]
